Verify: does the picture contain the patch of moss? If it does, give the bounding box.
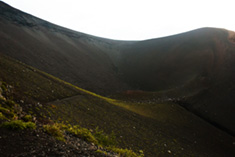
[0,96,6,103]
[0,112,6,120]
[1,120,36,130]
[0,106,15,119]
[5,99,16,108]
[96,149,108,155]
[67,125,98,144]
[22,115,32,122]
[42,122,143,156]
[109,147,144,157]
[94,127,116,147]
[43,123,65,142]
[1,82,7,94]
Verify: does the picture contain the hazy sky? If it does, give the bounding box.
[2,0,235,40]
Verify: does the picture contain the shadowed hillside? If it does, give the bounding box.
[0,1,133,95]
[117,28,235,135]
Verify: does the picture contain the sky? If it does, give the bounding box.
[2,0,235,40]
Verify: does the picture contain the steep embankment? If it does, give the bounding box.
[0,2,132,95]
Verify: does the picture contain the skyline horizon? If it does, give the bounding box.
[2,0,235,40]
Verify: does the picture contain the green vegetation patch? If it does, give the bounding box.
[4,99,16,108]
[94,127,116,147]
[1,120,36,130]
[67,125,98,144]
[42,122,144,156]
[96,149,108,155]
[22,115,32,122]
[66,125,117,147]
[0,106,15,119]
[43,123,65,142]
[0,112,6,120]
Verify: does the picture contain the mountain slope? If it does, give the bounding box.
[1,2,235,156]
[0,1,132,95]
[116,27,235,135]
[1,53,235,156]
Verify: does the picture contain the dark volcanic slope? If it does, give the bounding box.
[118,28,235,135]
[1,1,235,137]
[0,2,133,95]
[119,28,235,90]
